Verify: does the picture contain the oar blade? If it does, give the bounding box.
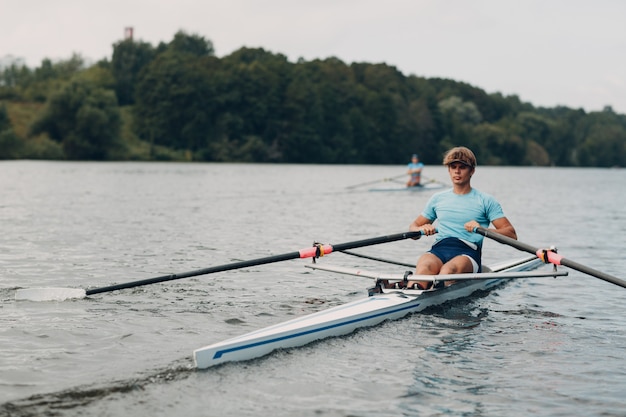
[15,288,87,302]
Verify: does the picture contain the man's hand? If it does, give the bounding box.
[464,220,480,232]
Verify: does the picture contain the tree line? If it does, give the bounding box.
[1,31,625,166]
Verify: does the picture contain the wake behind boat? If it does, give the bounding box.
[193,255,565,369]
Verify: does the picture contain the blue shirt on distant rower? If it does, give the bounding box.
[421,188,505,246]
[407,161,424,179]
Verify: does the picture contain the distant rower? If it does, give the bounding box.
[406,154,424,187]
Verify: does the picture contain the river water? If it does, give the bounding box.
[0,161,624,417]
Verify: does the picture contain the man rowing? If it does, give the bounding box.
[407,146,518,289]
[406,154,424,187]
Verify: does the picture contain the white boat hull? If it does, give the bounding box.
[369,182,444,192]
[194,256,543,369]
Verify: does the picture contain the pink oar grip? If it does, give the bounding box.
[299,245,334,258]
[536,249,563,265]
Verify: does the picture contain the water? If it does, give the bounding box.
[1,161,625,416]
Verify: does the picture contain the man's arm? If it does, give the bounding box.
[465,217,517,240]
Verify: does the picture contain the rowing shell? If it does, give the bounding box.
[369,182,445,192]
[193,256,559,369]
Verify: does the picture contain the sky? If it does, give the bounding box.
[2,0,626,114]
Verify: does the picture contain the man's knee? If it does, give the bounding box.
[416,254,442,274]
[441,257,474,274]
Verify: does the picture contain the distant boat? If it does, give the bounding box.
[368,181,445,192]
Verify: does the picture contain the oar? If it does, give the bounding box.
[421,176,447,187]
[338,249,415,268]
[474,227,626,289]
[345,173,406,190]
[15,231,425,301]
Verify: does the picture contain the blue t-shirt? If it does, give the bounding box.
[421,188,505,246]
[407,162,424,178]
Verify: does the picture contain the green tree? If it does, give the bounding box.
[0,103,10,131]
[0,129,22,159]
[75,62,116,90]
[30,79,121,159]
[168,31,214,57]
[578,125,626,167]
[0,57,32,99]
[575,108,626,167]
[208,48,290,161]
[111,39,155,105]
[470,123,526,165]
[133,51,216,153]
[0,103,23,158]
[535,106,586,165]
[279,65,326,162]
[439,96,483,125]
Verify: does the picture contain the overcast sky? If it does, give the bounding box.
[2,0,625,113]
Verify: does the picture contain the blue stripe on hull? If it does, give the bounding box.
[212,300,422,359]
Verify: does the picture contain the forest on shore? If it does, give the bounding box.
[1,31,625,166]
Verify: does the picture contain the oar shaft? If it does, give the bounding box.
[558,257,626,289]
[85,252,299,295]
[346,173,406,189]
[474,227,538,253]
[338,250,415,268]
[329,231,422,251]
[474,227,626,289]
[86,231,423,296]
